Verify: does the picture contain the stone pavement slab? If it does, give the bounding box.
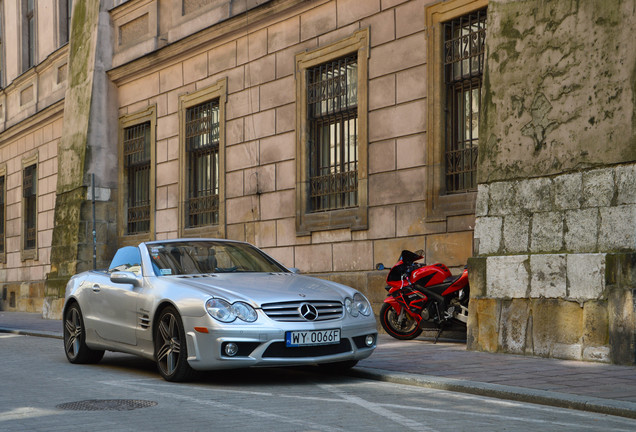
[1,311,636,419]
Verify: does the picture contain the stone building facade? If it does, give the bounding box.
[0,0,634,364]
[1,0,479,322]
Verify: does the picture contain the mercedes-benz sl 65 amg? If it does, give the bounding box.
[63,239,377,381]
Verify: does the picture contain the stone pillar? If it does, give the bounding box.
[470,0,636,364]
[44,0,117,319]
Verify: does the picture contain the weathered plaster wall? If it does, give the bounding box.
[479,0,636,182]
[470,0,636,364]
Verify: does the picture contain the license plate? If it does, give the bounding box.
[285,329,341,347]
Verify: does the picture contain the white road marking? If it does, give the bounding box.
[0,334,21,339]
[0,407,63,422]
[317,383,435,432]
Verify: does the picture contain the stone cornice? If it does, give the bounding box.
[0,100,65,147]
[107,0,319,84]
[2,44,69,94]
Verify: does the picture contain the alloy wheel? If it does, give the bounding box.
[156,312,181,376]
[64,307,82,360]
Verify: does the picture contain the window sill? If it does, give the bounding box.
[296,206,367,236]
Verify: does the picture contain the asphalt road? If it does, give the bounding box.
[2,334,635,432]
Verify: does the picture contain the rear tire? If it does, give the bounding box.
[63,303,105,364]
[154,306,196,382]
[380,303,423,340]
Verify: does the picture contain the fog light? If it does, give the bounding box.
[224,342,239,357]
[365,335,375,347]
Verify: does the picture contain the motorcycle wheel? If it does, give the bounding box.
[380,303,423,340]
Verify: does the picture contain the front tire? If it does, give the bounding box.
[63,303,104,364]
[154,306,196,382]
[380,303,423,340]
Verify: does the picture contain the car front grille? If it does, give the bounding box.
[261,300,343,322]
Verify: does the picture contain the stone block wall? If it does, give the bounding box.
[470,163,636,363]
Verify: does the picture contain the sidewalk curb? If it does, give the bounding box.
[351,367,636,420]
[0,327,63,340]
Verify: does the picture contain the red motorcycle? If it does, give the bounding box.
[376,250,469,341]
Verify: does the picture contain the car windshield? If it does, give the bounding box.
[146,241,288,276]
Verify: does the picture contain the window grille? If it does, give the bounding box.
[0,176,4,254]
[307,54,358,212]
[185,100,219,228]
[124,122,151,234]
[23,164,37,250]
[444,8,486,193]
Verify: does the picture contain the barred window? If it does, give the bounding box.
[23,164,37,250]
[124,122,151,235]
[444,8,486,194]
[0,4,4,87]
[59,0,72,46]
[185,100,219,228]
[23,0,36,71]
[307,54,358,212]
[0,175,4,254]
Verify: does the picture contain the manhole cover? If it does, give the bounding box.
[56,399,157,411]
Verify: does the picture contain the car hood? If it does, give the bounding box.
[164,273,354,306]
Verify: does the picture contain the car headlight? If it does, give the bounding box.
[345,293,372,317]
[206,298,235,322]
[206,299,257,323]
[231,301,258,322]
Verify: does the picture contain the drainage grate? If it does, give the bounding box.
[56,399,157,411]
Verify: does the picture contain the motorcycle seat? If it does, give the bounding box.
[415,274,461,295]
[443,274,461,284]
[417,281,452,295]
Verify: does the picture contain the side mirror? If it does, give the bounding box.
[289,267,301,274]
[375,263,385,271]
[110,271,142,287]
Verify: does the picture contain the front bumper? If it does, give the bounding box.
[181,315,377,370]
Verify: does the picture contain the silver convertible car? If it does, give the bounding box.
[63,239,377,381]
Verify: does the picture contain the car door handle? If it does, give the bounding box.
[92,284,101,292]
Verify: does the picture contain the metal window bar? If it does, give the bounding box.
[443,8,486,194]
[124,122,151,234]
[185,100,220,227]
[23,165,36,250]
[0,176,4,254]
[307,54,358,212]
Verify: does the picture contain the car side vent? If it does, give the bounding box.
[139,314,150,330]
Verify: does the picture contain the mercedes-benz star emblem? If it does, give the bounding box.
[299,303,318,321]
